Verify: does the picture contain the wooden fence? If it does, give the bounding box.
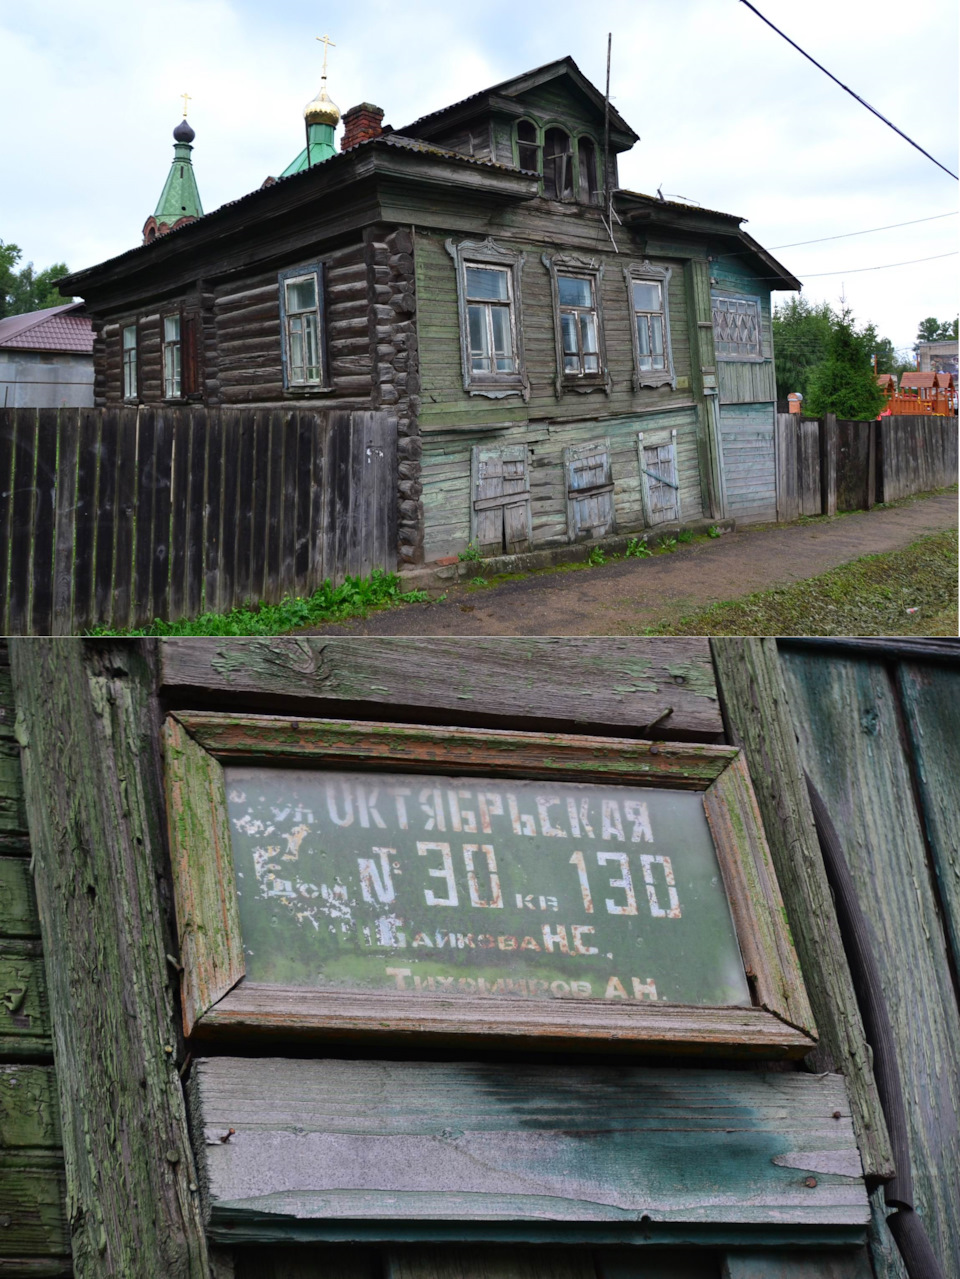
[776,414,957,521]
[0,406,397,635]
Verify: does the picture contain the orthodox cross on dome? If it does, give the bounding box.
[181,92,192,118]
[316,34,335,78]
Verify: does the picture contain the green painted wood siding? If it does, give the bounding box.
[0,643,71,1278]
[416,232,693,431]
[422,408,704,561]
[717,403,777,524]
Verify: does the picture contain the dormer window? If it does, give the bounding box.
[543,128,573,199]
[516,119,541,174]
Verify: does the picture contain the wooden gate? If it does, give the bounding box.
[0,406,398,634]
[564,439,615,540]
[471,444,531,555]
[638,429,681,525]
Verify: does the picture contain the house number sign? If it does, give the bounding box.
[164,714,816,1056]
[225,769,750,1008]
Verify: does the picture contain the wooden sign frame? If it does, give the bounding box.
[162,712,818,1058]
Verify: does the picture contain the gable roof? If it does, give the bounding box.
[399,56,639,147]
[0,303,93,354]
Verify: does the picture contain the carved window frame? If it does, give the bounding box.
[163,712,817,1059]
[624,261,677,392]
[446,238,529,401]
[542,252,611,397]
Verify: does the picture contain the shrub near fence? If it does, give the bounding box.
[0,406,397,635]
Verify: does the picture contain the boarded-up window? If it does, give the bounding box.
[564,439,615,541]
[471,444,531,555]
[638,430,681,525]
[712,294,762,360]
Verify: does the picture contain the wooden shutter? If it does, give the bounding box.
[564,439,615,540]
[181,313,202,399]
[638,429,682,525]
[471,444,531,555]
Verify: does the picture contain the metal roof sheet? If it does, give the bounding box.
[0,303,92,353]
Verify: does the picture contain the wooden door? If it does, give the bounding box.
[471,444,531,555]
[564,439,615,541]
[638,430,681,525]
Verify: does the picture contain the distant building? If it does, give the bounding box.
[0,303,94,408]
[917,338,958,377]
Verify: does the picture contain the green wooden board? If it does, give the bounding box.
[780,650,960,1278]
[225,769,748,1007]
[193,1058,868,1238]
[0,857,40,939]
[0,1065,61,1148]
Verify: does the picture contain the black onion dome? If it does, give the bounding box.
[173,118,196,143]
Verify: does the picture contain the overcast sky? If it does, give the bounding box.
[1,0,956,351]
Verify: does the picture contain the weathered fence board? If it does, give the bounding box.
[0,406,398,634]
[780,650,960,1278]
[878,416,958,502]
[775,416,955,520]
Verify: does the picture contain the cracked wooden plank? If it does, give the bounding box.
[159,639,722,740]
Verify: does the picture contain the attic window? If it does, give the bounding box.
[712,294,762,361]
[516,119,540,173]
[543,129,574,199]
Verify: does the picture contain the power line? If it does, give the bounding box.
[803,250,958,277]
[739,0,959,181]
[770,211,959,249]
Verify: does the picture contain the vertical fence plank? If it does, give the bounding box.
[820,412,837,516]
[280,410,298,599]
[235,410,255,605]
[775,413,798,523]
[866,421,877,510]
[185,407,206,621]
[325,410,351,584]
[264,410,284,603]
[168,409,190,624]
[310,413,327,594]
[250,409,270,604]
[30,408,59,635]
[214,409,237,616]
[133,408,157,628]
[202,408,222,616]
[52,410,79,634]
[294,412,312,588]
[94,407,119,630]
[112,409,139,632]
[8,409,38,635]
[72,407,100,634]
[150,408,174,628]
[0,409,15,633]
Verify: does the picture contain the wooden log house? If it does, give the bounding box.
[2,636,958,1279]
[59,58,800,572]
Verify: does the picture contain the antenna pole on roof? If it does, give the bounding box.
[601,33,618,251]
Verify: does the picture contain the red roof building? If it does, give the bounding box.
[0,303,94,408]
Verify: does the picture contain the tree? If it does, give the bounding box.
[772,296,834,401]
[916,316,959,344]
[805,309,886,420]
[0,237,70,319]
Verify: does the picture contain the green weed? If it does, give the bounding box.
[88,570,428,637]
[625,537,652,558]
[707,525,722,538]
[676,529,695,544]
[659,536,678,552]
[587,545,607,566]
[457,541,483,563]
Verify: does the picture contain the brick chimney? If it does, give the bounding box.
[340,103,385,150]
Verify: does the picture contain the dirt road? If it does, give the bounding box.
[309,492,958,636]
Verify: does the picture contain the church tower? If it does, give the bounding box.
[142,103,204,245]
[281,35,341,176]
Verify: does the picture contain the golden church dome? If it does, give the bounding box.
[304,83,340,127]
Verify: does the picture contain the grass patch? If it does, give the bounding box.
[89,570,428,637]
[642,529,958,636]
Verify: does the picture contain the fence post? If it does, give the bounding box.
[866,421,878,510]
[820,413,837,517]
